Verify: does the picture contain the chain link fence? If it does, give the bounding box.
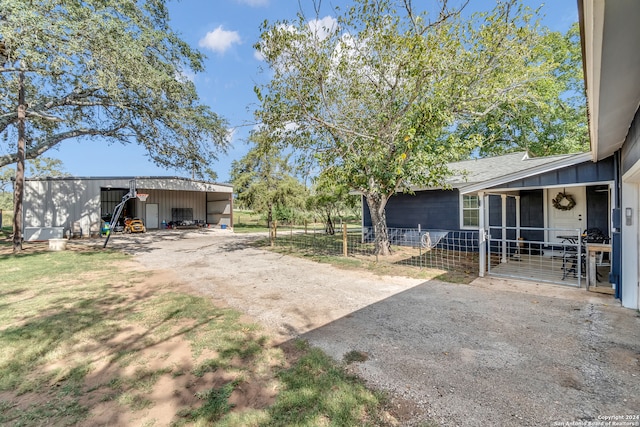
[269,222,480,277]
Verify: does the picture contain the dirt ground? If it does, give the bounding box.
[102,229,640,426]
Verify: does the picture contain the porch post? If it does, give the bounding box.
[501,194,507,263]
[478,191,486,277]
[515,195,521,241]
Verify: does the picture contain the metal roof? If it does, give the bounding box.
[428,151,593,194]
[24,176,233,192]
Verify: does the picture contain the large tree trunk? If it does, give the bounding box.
[13,70,26,253]
[365,193,391,256]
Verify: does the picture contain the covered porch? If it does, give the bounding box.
[466,157,618,295]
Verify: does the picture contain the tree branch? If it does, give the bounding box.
[0,125,128,168]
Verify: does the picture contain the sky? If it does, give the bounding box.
[49,0,580,184]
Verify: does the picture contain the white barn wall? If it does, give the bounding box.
[24,178,103,238]
[24,177,233,238]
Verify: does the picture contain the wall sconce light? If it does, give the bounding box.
[625,207,633,226]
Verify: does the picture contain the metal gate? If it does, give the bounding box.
[486,225,583,287]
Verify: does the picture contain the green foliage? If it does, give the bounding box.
[273,203,306,224]
[306,174,360,234]
[255,0,581,254]
[0,157,67,193]
[458,23,588,157]
[0,191,11,227]
[231,130,308,225]
[0,0,228,173]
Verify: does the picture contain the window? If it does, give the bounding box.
[461,195,480,228]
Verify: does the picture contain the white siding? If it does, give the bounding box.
[621,173,640,310]
[24,177,233,238]
[24,179,102,238]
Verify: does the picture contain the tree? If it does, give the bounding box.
[0,0,229,251]
[255,0,559,255]
[306,174,359,235]
[456,23,588,157]
[0,157,68,193]
[230,131,307,227]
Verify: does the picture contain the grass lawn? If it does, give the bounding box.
[263,232,478,285]
[233,210,270,233]
[0,243,397,426]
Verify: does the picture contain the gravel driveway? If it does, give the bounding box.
[114,229,640,426]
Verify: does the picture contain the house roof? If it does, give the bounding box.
[434,151,593,194]
[578,0,640,161]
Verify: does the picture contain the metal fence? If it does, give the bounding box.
[270,224,480,276]
[487,226,584,287]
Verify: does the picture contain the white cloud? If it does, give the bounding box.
[235,0,269,6]
[198,26,241,54]
[307,16,338,40]
[253,49,265,61]
[226,127,237,143]
[175,68,196,83]
[284,122,299,132]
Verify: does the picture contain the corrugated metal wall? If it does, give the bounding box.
[135,189,208,227]
[24,178,104,237]
[24,178,233,236]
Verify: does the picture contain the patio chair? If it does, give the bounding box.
[561,245,584,280]
[562,229,610,281]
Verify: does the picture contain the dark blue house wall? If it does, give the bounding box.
[366,186,596,235]
[363,190,461,230]
[365,189,539,231]
[586,185,610,233]
[491,157,615,189]
[364,159,615,232]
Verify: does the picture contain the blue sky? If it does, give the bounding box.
[51,0,580,183]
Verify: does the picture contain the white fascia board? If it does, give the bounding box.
[581,0,605,162]
[457,152,594,195]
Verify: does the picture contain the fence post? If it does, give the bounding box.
[343,222,348,257]
[270,221,274,247]
[270,220,277,247]
[418,224,422,269]
[305,220,307,234]
[478,192,486,277]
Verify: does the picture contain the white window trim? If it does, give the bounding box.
[460,193,480,230]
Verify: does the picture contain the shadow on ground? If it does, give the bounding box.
[295,279,640,426]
